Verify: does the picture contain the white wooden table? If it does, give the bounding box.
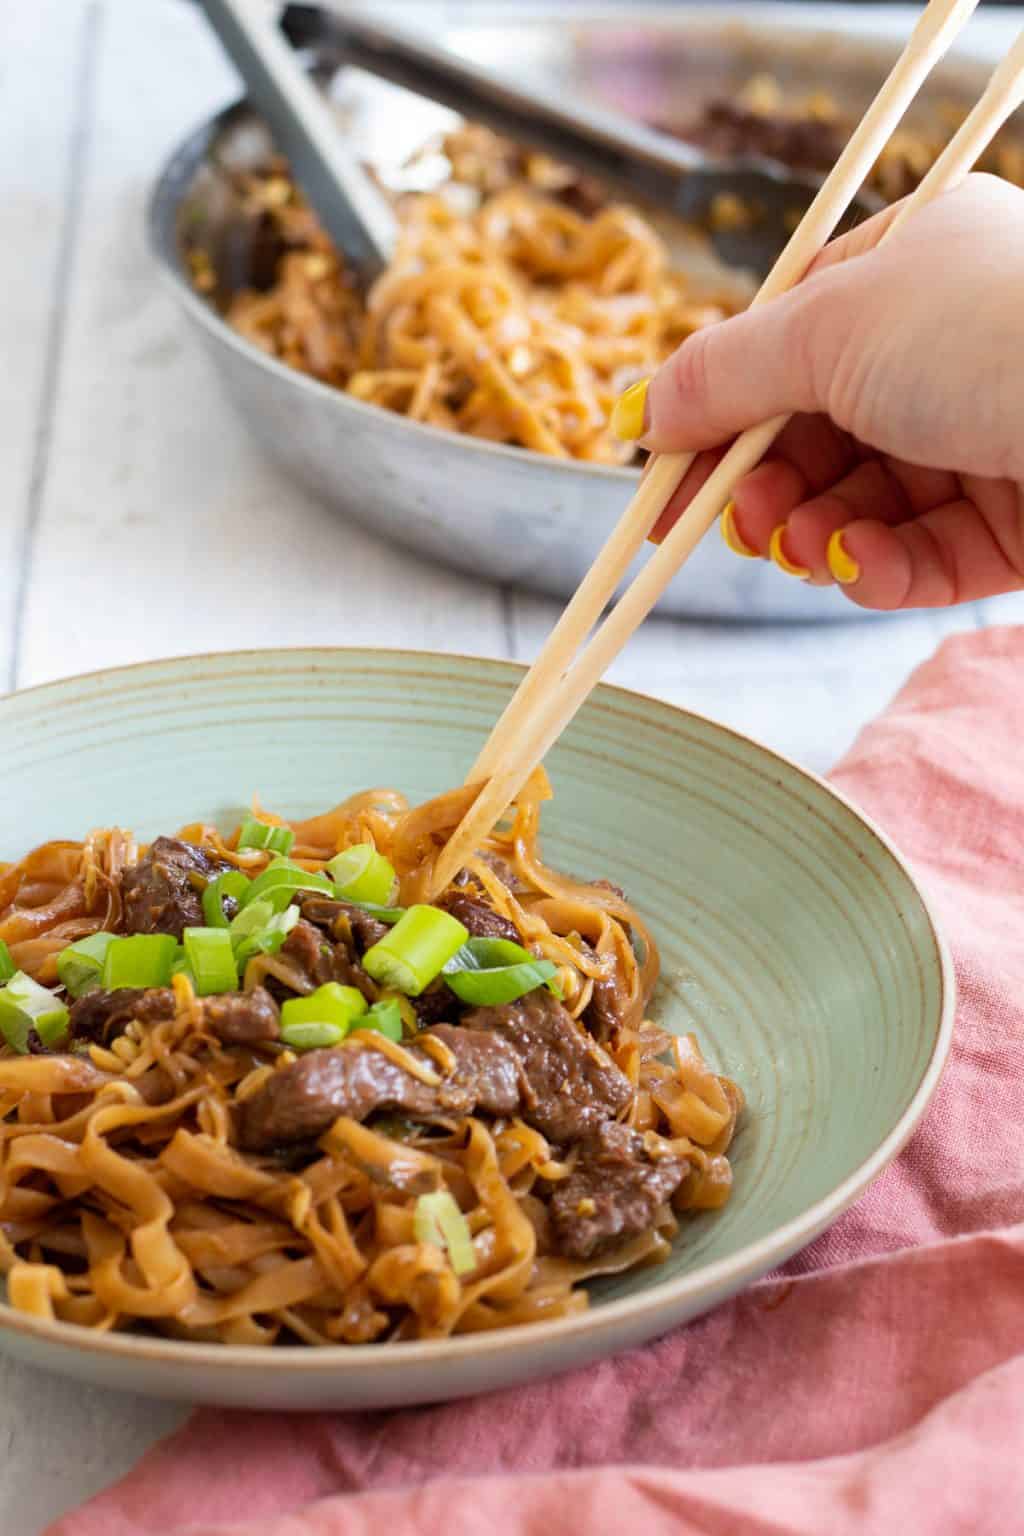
[3,2,1023,1529]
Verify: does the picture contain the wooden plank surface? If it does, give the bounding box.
[0,1,96,691]
[1,2,1023,1530]
[14,0,507,693]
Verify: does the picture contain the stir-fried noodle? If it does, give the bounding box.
[0,773,741,1344]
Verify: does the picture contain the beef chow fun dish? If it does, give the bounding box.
[0,774,741,1346]
[194,123,742,467]
[188,77,1024,468]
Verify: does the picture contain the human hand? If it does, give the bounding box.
[612,175,1024,609]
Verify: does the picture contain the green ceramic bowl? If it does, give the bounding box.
[0,650,952,1409]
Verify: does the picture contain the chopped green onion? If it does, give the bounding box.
[0,1004,29,1054]
[280,1019,346,1051]
[102,934,177,990]
[237,818,295,856]
[241,859,333,914]
[341,901,405,925]
[202,869,251,929]
[233,904,300,972]
[443,936,557,1006]
[0,941,14,984]
[326,844,396,906]
[56,932,118,998]
[0,972,70,1053]
[170,951,198,989]
[229,898,277,942]
[414,1190,476,1276]
[183,927,238,996]
[361,998,403,1041]
[35,1009,72,1049]
[444,960,557,1007]
[444,937,533,970]
[362,906,468,997]
[281,982,367,1038]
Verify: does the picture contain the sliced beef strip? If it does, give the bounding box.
[120,837,233,940]
[69,985,279,1048]
[411,981,459,1031]
[583,973,627,1044]
[69,986,177,1044]
[453,851,519,891]
[548,1121,691,1260]
[574,939,628,1044]
[462,991,632,1144]
[199,987,280,1045]
[238,1023,521,1149]
[276,919,376,1002]
[300,897,390,953]
[279,919,333,987]
[438,891,522,945]
[427,1023,523,1113]
[683,101,845,174]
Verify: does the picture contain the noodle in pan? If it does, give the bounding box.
[0,773,741,1345]
[199,125,739,467]
[191,85,1024,467]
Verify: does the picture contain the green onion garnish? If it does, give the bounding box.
[0,972,70,1053]
[341,901,405,925]
[281,982,367,1042]
[233,904,300,972]
[326,844,396,906]
[56,932,118,998]
[362,906,468,997]
[237,818,296,856]
[170,951,198,989]
[0,941,15,985]
[183,927,238,996]
[229,898,276,942]
[413,1190,476,1276]
[102,934,178,991]
[361,998,403,1041]
[202,869,251,929]
[442,936,558,1006]
[279,1019,346,1051]
[241,859,333,914]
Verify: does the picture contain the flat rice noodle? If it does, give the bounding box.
[0,787,741,1345]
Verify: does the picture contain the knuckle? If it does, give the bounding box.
[797,276,873,433]
[665,328,713,417]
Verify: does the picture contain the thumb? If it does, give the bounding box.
[630,199,906,454]
[637,273,850,454]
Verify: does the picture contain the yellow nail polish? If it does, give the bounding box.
[610,378,649,441]
[720,501,759,559]
[769,525,810,579]
[827,528,860,585]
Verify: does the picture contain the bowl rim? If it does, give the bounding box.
[0,645,956,1373]
[145,5,1005,487]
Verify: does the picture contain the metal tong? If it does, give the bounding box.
[201,0,880,285]
[281,3,880,276]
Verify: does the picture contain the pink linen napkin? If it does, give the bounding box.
[48,626,1024,1536]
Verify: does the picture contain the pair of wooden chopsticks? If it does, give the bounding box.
[430,2,1024,898]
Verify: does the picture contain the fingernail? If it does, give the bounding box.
[827,528,860,585]
[769,525,810,579]
[611,378,650,441]
[720,501,759,559]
